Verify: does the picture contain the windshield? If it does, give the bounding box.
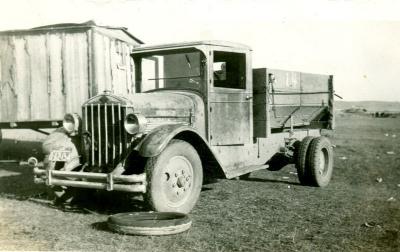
[134,50,204,92]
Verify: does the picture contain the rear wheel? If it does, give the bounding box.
[295,136,315,185]
[307,137,334,187]
[144,139,203,214]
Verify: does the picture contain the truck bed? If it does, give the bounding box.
[253,68,334,137]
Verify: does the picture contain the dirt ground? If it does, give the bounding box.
[0,114,399,251]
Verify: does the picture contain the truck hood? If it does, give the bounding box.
[127,91,198,117]
[84,90,206,138]
[84,90,205,132]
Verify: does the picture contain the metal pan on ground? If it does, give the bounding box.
[107,212,192,236]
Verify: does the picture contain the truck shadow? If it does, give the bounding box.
[240,177,300,186]
[0,164,46,200]
[0,163,150,215]
[0,139,300,215]
[0,138,47,200]
[0,138,150,214]
[67,191,148,215]
[0,139,44,161]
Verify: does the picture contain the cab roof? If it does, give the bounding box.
[132,40,252,54]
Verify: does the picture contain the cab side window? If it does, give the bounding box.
[213,51,246,89]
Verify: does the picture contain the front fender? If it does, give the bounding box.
[42,128,81,171]
[135,124,204,157]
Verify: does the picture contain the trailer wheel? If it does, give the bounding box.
[307,137,334,187]
[107,212,192,236]
[295,136,315,185]
[144,139,203,214]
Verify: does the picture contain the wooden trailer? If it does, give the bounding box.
[0,21,143,136]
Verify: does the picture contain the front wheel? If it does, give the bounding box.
[144,139,203,214]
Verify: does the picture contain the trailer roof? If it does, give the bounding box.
[0,20,144,44]
[132,40,252,53]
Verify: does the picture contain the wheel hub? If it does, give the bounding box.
[177,176,185,188]
[162,156,193,205]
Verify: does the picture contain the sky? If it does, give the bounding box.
[0,0,399,101]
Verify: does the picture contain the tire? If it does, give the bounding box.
[144,139,203,214]
[0,129,2,144]
[295,136,315,185]
[307,136,334,187]
[107,212,192,236]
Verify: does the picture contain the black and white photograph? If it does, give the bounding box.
[0,0,399,251]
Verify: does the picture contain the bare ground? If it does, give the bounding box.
[0,115,399,251]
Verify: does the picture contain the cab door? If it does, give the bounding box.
[208,50,253,145]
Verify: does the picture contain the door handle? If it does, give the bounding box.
[246,95,253,100]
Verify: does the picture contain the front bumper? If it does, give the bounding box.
[33,164,147,193]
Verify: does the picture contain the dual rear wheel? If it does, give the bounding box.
[295,136,334,187]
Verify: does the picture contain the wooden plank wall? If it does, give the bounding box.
[92,30,135,96]
[0,29,136,124]
[0,32,89,122]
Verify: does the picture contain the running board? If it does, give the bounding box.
[225,164,269,179]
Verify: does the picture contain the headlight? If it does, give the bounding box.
[124,113,147,135]
[62,113,81,135]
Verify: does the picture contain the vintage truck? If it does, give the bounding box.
[30,41,334,213]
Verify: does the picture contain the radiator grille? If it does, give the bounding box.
[83,104,130,169]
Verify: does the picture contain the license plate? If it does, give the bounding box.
[49,150,72,162]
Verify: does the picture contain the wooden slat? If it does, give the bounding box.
[0,37,18,122]
[14,37,30,121]
[93,31,106,93]
[103,35,112,91]
[28,35,49,120]
[47,33,64,119]
[64,33,88,114]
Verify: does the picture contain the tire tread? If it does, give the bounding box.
[308,136,333,187]
[295,136,314,185]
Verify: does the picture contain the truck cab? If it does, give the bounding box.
[33,41,334,213]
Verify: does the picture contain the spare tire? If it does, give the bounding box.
[107,212,192,236]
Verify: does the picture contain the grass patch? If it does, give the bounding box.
[0,115,399,251]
